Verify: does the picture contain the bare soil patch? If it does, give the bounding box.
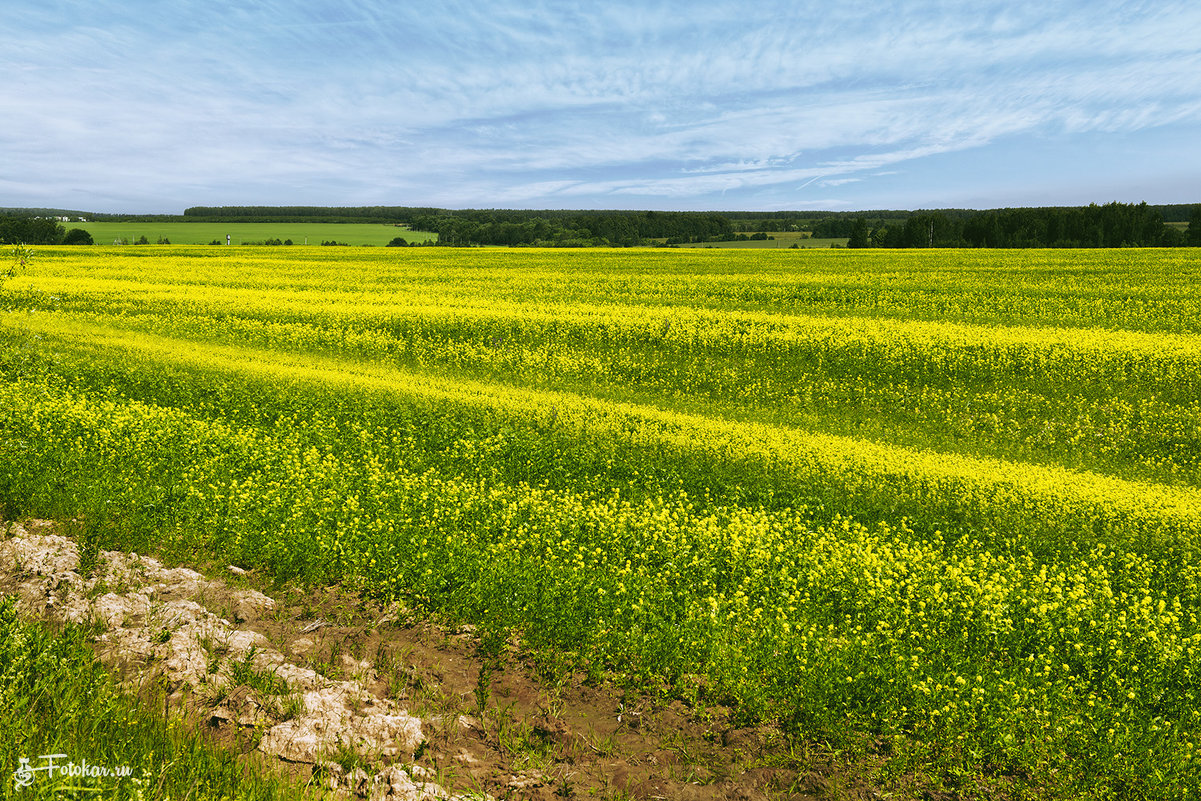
[0,519,910,800]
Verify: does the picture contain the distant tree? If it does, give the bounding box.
[387,236,408,247]
[899,212,961,247]
[1188,207,1201,246]
[134,235,150,245]
[811,217,857,238]
[1161,226,1186,247]
[0,216,64,245]
[847,218,870,248]
[62,228,94,245]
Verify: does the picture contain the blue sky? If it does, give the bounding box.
[4,1,1200,213]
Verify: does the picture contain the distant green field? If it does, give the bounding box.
[72,221,438,246]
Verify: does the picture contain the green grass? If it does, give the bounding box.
[0,597,299,800]
[71,221,438,246]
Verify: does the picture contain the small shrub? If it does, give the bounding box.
[63,228,94,245]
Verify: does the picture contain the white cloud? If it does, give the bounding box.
[4,0,1201,210]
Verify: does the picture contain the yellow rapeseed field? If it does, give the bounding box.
[3,244,1201,797]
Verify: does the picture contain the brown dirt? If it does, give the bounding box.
[0,518,922,801]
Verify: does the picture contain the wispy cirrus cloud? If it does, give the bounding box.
[3,0,1200,211]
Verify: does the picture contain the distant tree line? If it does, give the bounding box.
[408,209,733,247]
[0,216,93,245]
[180,206,444,224]
[842,203,1201,249]
[181,206,731,245]
[173,203,1201,248]
[0,207,91,219]
[4,202,1200,248]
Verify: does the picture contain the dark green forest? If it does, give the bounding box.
[179,202,1200,248]
[845,203,1201,248]
[0,216,88,245]
[3,202,1199,248]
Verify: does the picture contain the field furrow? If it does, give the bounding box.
[3,245,1201,797]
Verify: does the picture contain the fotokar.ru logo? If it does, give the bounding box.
[13,754,133,788]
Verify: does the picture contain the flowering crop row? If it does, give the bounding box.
[3,245,1201,797]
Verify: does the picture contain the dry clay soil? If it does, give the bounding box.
[0,519,910,801]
